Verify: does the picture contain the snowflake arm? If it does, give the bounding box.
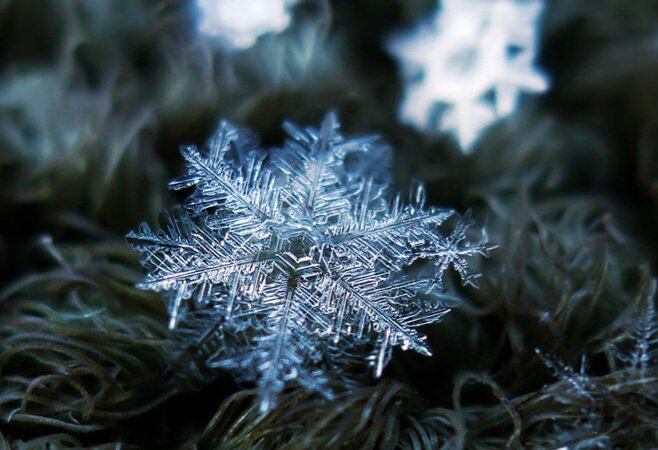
[272,112,392,228]
[253,277,332,412]
[631,296,658,374]
[615,280,658,375]
[170,122,282,230]
[272,114,354,225]
[127,209,276,328]
[331,181,455,271]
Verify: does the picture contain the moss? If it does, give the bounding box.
[1,0,658,448]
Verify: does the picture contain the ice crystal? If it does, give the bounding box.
[537,280,658,402]
[388,0,548,151]
[197,0,297,49]
[127,114,488,411]
[618,280,658,376]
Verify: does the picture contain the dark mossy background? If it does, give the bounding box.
[1,1,658,449]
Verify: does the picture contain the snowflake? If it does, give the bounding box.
[127,114,488,411]
[388,0,548,152]
[537,280,658,403]
[197,0,297,49]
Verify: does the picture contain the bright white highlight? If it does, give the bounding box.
[389,0,548,152]
[197,0,294,48]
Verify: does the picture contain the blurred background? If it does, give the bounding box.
[1,0,658,448]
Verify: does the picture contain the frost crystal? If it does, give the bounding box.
[128,114,488,411]
[537,280,658,404]
[388,0,548,151]
[197,0,297,49]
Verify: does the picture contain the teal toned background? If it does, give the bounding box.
[1,1,657,448]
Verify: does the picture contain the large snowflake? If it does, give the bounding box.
[197,0,297,49]
[128,114,488,411]
[388,0,548,151]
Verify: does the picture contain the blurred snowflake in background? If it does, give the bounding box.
[128,114,489,411]
[197,0,297,48]
[388,0,548,152]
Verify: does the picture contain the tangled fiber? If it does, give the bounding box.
[1,0,658,448]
